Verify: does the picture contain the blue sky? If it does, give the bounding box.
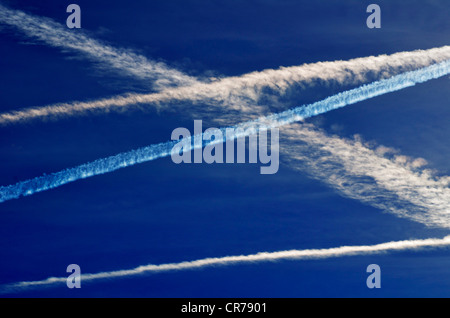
[0,0,449,297]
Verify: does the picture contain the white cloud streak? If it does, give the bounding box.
[1,45,450,125]
[282,123,450,228]
[2,235,449,293]
[0,4,198,90]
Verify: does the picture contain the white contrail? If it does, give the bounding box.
[0,4,199,90]
[0,60,449,204]
[282,123,450,228]
[1,46,450,125]
[2,236,449,293]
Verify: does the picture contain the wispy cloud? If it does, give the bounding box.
[2,235,449,293]
[1,60,448,204]
[0,4,198,90]
[282,123,450,228]
[1,46,449,125]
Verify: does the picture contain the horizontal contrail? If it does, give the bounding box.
[0,4,198,90]
[1,46,450,125]
[2,236,450,293]
[0,60,449,204]
[1,60,450,203]
[282,123,450,228]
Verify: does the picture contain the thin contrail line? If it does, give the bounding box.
[0,60,449,204]
[1,46,449,125]
[0,3,199,90]
[2,236,449,293]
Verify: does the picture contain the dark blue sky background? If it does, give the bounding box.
[0,0,449,297]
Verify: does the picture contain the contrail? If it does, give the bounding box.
[282,123,450,228]
[0,3,198,90]
[2,236,449,293]
[0,60,449,204]
[1,46,450,125]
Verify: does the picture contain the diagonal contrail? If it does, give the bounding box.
[282,123,450,228]
[1,46,449,125]
[2,235,449,293]
[0,3,199,90]
[0,60,449,204]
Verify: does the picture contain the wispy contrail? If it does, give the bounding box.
[1,46,450,125]
[282,123,450,228]
[0,4,198,90]
[2,236,449,293]
[0,60,449,204]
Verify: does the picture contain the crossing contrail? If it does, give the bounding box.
[1,46,450,125]
[0,60,449,204]
[2,235,449,293]
[0,3,199,90]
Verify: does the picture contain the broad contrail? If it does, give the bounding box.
[0,4,198,90]
[1,46,450,125]
[282,123,450,228]
[0,60,449,204]
[2,236,449,293]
